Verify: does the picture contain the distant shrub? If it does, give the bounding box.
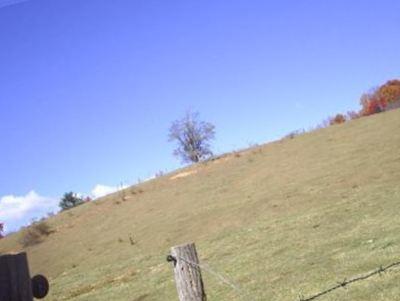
[283,129,305,139]
[20,221,53,248]
[346,110,360,120]
[59,192,84,211]
[329,113,347,125]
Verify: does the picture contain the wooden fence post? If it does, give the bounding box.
[0,252,34,301]
[0,253,49,301]
[168,243,207,301]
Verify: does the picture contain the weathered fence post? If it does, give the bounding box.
[0,252,33,301]
[167,243,207,301]
[0,252,49,301]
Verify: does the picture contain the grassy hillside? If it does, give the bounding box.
[1,109,400,301]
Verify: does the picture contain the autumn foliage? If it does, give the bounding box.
[321,79,400,129]
[378,80,400,104]
[360,79,400,116]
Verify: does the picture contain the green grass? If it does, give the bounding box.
[1,109,400,301]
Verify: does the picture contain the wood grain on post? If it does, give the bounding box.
[170,243,206,301]
[0,253,33,301]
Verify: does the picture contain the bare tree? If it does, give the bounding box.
[169,111,215,163]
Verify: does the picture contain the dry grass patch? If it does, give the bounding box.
[20,221,54,248]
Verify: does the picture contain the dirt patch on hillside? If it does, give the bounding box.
[170,170,198,180]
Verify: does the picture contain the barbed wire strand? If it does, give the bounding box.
[298,260,400,301]
[171,256,400,301]
[176,255,258,301]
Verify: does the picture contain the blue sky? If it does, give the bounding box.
[1,0,399,232]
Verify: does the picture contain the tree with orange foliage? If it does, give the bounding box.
[360,79,400,116]
[377,79,400,104]
[360,93,385,116]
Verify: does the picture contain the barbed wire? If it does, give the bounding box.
[298,260,400,301]
[168,254,400,301]
[170,255,258,301]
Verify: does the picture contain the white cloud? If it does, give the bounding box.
[0,183,136,233]
[91,184,120,199]
[0,191,59,233]
[143,174,156,182]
